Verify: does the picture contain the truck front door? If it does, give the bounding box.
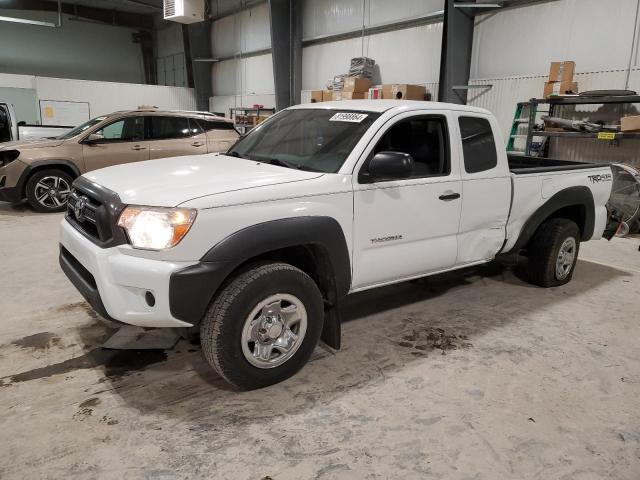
[351,112,462,290]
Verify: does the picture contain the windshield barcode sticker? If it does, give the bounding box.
[330,112,368,123]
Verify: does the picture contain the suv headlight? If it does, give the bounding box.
[117,206,197,250]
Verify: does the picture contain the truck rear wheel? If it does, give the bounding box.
[200,262,324,390]
[527,218,580,287]
[25,169,73,213]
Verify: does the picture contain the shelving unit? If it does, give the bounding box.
[229,107,276,135]
[507,95,640,158]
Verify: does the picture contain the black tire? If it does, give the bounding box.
[25,168,73,213]
[527,218,581,287]
[200,262,324,390]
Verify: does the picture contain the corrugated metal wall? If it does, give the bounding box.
[210,2,274,109]
[302,0,443,40]
[302,22,443,90]
[471,0,640,79]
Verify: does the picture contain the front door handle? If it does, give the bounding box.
[131,145,146,151]
[439,192,461,201]
[191,141,205,147]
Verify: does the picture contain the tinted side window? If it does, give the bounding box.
[202,119,235,131]
[459,116,498,174]
[95,117,144,141]
[149,116,190,139]
[373,116,449,178]
[188,118,203,135]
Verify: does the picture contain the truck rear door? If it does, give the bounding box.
[351,110,462,290]
[454,113,511,264]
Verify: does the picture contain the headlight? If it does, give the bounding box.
[117,206,197,250]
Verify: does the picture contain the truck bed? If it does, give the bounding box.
[508,154,607,174]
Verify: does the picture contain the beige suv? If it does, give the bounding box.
[0,108,238,212]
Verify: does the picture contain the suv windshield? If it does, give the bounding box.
[227,109,380,173]
[56,116,107,140]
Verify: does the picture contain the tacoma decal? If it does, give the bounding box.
[371,235,403,244]
[588,173,612,183]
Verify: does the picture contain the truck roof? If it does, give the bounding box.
[291,100,491,115]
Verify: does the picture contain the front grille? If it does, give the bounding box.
[65,177,128,248]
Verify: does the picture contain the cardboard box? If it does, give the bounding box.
[368,86,383,99]
[341,91,366,100]
[342,77,371,92]
[310,90,323,103]
[322,90,333,101]
[621,115,640,132]
[382,84,427,100]
[548,61,575,83]
[543,81,578,98]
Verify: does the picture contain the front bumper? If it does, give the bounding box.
[59,218,197,328]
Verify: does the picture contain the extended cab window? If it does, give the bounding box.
[459,116,498,173]
[149,116,191,140]
[94,117,143,142]
[228,109,380,173]
[372,116,449,178]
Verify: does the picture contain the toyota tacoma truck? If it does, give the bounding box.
[59,100,613,390]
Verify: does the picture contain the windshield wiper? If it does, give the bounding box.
[227,150,247,159]
[259,158,323,173]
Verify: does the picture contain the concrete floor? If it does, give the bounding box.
[1,201,639,480]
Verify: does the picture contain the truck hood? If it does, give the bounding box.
[0,138,65,150]
[84,154,324,207]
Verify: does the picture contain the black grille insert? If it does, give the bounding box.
[65,177,128,248]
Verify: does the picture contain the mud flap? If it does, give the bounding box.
[321,303,341,350]
[603,209,623,240]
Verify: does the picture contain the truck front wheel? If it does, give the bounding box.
[200,262,324,390]
[527,218,581,287]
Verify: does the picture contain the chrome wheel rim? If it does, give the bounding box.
[556,237,577,280]
[34,176,71,209]
[241,293,307,369]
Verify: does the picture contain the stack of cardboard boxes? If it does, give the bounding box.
[310,82,428,102]
[339,77,371,100]
[544,61,578,98]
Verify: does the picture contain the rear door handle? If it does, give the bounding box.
[439,192,461,201]
[131,145,146,151]
[191,142,205,147]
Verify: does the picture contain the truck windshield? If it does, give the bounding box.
[56,116,107,140]
[227,109,380,173]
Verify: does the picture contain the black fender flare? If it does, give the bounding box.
[169,216,351,348]
[506,186,596,253]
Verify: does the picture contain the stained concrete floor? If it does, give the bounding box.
[1,201,639,480]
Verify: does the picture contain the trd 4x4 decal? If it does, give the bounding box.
[588,174,612,183]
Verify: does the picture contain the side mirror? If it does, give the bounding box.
[84,133,103,144]
[362,151,414,182]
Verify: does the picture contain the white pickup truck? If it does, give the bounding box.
[59,100,613,389]
[0,102,71,142]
